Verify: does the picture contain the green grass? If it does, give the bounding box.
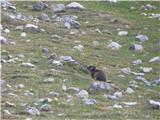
[1,1,160,120]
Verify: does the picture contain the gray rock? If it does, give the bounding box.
[40,104,51,111]
[26,107,40,116]
[0,36,8,44]
[42,48,49,53]
[38,98,53,103]
[132,59,142,66]
[83,99,97,105]
[16,84,25,89]
[76,90,89,99]
[21,63,35,68]
[50,34,61,42]
[51,4,65,13]
[129,84,138,90]
[52,60,63,66]
[106,94,117,100]
[15,25,24,31]
[73,44,84,52]
[24,92,34,97]
[113,104,123,109]
[60,56,78,64]
[113,91,123,98]
[121,67,132,75]
[3,109,12,116]
[43,78,54,83]
[149,56,160,63]
[118,31,128,36]
[154,79,160,85]
[140,67,152,73]
[66,87,80,93]
[38,13,50,22]
[107,42,121,50]
[149,100,160,109]
[123,102,137,106]
[1,1,16,10]
[0,80,6,87]
[33,1,48,11]
[66,2,85,9]
[25,24,38,32]
[129,44,144,51]
[88,82,118,92]
[125,87,135,94]
[141,4,156,11]
[136,34,149,42]
[48,92,60,97]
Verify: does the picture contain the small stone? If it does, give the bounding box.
[39,98,53,103]
[141,4,156,10]
[121,67,132,75]
[149,56,160,63]
[125,87,135,94]
[60,56,78,64]
[48,92,60,97]
[66,87,80,93]
[4,28,10,33]
[66,95,73,103]
[38,13,50,22]
[83,99,97,105]
[42,48,49,53]
[0,80,6,87]
[113,91,123,98]
[50,34,61,42]
[129,84,138,90]
[25,24,38,32]
[3,109,12,116]
[24,92,34,97]
[21,32,27,37]
[66,2,85,9]
[132,59,142,66]
[21,63,35,68]
[51,4,65,13]
[106,95,117,100]
[15,25,24,31]
[149,100,160,109]
[16,84,25,89]
[107,42,121,50]
[5,102,16,107]
[123,102,137,106]
[43,78,54,83]
[154,79,160,85]
[129,44,144,51]
[118,31,128,36]
[113,104,122,109]
[26,107,40,116]
[33,1,48,11]
[0,36,8,44]
[73,44,84,52]
[140,67,152,73]
[136,34,149,42]
[40,104,51,111]
[76,90,89,99]
[52,60,63,66]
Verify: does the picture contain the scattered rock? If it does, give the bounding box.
[0,80,6,87]
[1,1,16,10]
[4,28,10,33]
[140,67,152,73]
[25,24,38,32]
[73,44,84,52]
[33,1,48,11]
[38,98,53,103]
[123,102,137,106]
[149,100,160,109]
[26,107,40,116]
[66,2,85,10]
[52,60,63,66]
[106,94,117,100]
[113,91,123,98]
[125,87,135,94]
[66,87,80,93]
[76,90,89,99]
[121,67,132,75]
[107,42,121,50]
[129,44,144,51]
[24,92,34,97]
[38,13,50,22]
[141,4,156,11]
[113,104,122,109]
[40,104,51,111]
[60,56,78,64]
[15,25,24,31]
[48,92,60,97]
[50,34,61,42]
[154,79,160,85]
[51,4,65,13]
[21,63,35,68]
[83,99,97,105]
[136,76,151,86]
[136,34,149,42]
[42,48,49,53]
[5,102,16,107]
[149,56,160,63]
[16,84,25,89]
[21,32,27,37]
[0,36,9,44]
[43,78,54,83]
[118,31,128,36]
[132,59,142,66]
[3,109,12,116]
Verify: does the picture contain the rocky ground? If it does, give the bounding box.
[1,1,160,120]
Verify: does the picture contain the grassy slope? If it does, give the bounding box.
[1,1,160,120]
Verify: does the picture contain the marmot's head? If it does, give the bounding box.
[87,65,96,73]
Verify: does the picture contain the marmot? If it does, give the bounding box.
[87,65,108,82]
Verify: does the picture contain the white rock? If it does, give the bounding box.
[83,99,97,105]
[24,92,34,97]
[76,90,89,99]
[52,60,63,66]
[21,63,35,68]
[21,32,27,37]
[113,91,123,98]
[51,4,65,13]
[66,87,80,93]
[26,107,40,116]
[106,95,117,100]
[0,80,6,87]
[113,104,122,109]
[121,67,132,75]
[40,104,51,111]
[4,28,10,33]
[107,42,121,50]
[125,87,135,94]
[25,118,32,120]
[15,25,24,30]
[0,36,8,44]
[136,34,149,42]
[123,102,137,106]
[132,59,142,66]
[118,31,128,36]
[66,2,85,9]
[43,78,54,83]
[149,100,160,109]
[73,44,84,52]
[149,56,160,63]
[140,67,152,73]
[129,44,144,51]
[16,84,25,89]
[3,109,12,116]
[60,56,77,64]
